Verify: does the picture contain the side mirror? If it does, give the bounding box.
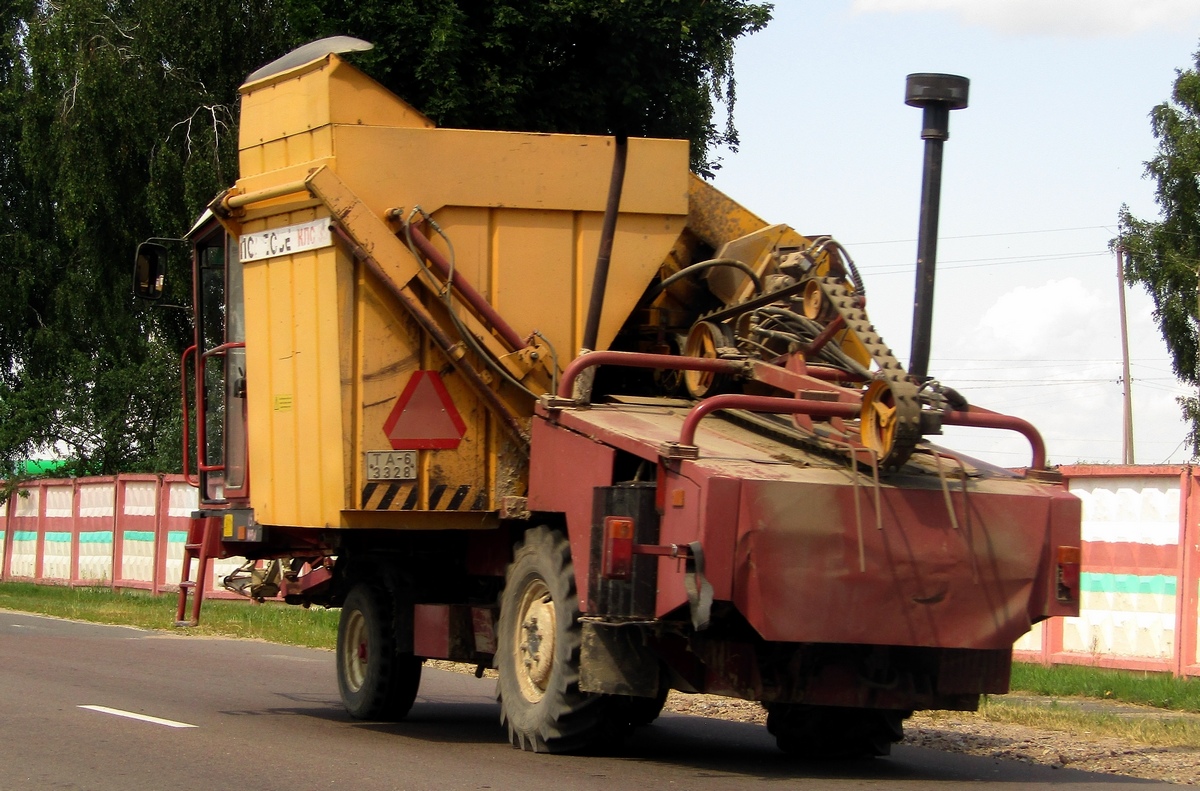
[133,242,168,300]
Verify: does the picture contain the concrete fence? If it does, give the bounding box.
[4,467,1200,677]
[1014,465,1200,678]
[0,474,243,599]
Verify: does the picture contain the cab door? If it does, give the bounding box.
[191,220,249,504]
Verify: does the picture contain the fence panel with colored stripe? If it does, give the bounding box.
[1011,465,1198,677]
[157,481,248,598]
[1062,473,1181,671]
[40,484,75,583]
[6,485,40,579]
[160,480,197,592]
[76,480,116,584]
[115,476,161,590]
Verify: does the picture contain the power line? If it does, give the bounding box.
[862,250,1108,276]
[846,224,1116,246]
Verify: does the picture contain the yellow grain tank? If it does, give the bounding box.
[223,52,695,530]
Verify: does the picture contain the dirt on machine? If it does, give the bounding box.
[133,38,1081,758]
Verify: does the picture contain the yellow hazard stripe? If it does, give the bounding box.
[360,482,483,511]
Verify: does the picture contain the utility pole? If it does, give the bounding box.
[1116,247,1135,464]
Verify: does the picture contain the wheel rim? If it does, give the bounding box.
[683,321,730,398]
[861,380,898,458]
[512,577,555,703]
[342,608,368,693]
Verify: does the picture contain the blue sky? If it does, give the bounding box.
[710,0,1200,466]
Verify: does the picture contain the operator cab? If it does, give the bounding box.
[133,212,248,505]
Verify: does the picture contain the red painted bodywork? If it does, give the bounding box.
[529,399,1080,650]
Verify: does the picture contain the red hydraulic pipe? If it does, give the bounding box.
[799,363,867,382]
[557,350,745,400]
[406,225,525,352]
[679,394,860,447]
[942,407,1047,470]
[801,314,846,358]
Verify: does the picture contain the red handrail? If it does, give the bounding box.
[943,407,1047,470]
[678,394,860,446]
[557,350,746,400]
[180,345,199,487]
[194,342,246,475]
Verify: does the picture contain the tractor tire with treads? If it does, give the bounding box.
[496,526,620,752]
[336,583,422,721]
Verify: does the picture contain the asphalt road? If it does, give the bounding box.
[0,610,1166,790]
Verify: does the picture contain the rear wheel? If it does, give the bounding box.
[337,583,422,721]
[766,704,906,759]
[497,526,618,752]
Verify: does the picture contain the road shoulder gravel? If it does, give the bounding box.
[663,691,1200,785]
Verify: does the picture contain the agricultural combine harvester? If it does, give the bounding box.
[135,39,1080,758]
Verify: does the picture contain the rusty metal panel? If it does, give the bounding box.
[550,402,1075,651]
[657,473,741,618]
[731,475,1061,649]
[656,475,701,617]
[527,416,614,612]
[413,603,475,661]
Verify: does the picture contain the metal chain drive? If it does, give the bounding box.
[815,277,923,469]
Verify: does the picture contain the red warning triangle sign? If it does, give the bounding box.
[383,371,467,450]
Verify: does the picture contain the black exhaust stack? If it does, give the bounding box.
[905,73,969,381]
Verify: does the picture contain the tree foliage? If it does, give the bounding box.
[0,0,293,475]
[1117,47,1200,452]
[289,0,772,174]
[0,0,771,475]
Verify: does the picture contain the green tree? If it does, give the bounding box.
[0,0,770,476]
[1117,47,1200,453]
[0,0,289,475]
[288,0,772,175]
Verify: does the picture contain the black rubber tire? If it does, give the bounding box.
[612,686,669,727]
[766,704,906,759]
[496,526,617,753]
[336,584,422,721]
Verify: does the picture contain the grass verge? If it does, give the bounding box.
[1010,661,1200,713]
[0,582,338,649]
[974,697,1200,749]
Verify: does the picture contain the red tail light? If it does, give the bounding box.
[602,516,635,580]
[1056,545,1080,602]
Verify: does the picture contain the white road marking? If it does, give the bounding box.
[78,705,197,729]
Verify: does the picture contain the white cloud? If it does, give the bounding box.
[851,0,1200,37]
[972,277,1106,359]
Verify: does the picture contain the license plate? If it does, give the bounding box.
[365,450,418,481]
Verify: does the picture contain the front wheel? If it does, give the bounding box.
[496,526,617,752]
[336,584,422,721]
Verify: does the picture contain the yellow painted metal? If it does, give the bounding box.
[237,55,434,160]
[231,52,690,529]
[304,166,423,289]
[240,206,348,528]
[686,174,768,250]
